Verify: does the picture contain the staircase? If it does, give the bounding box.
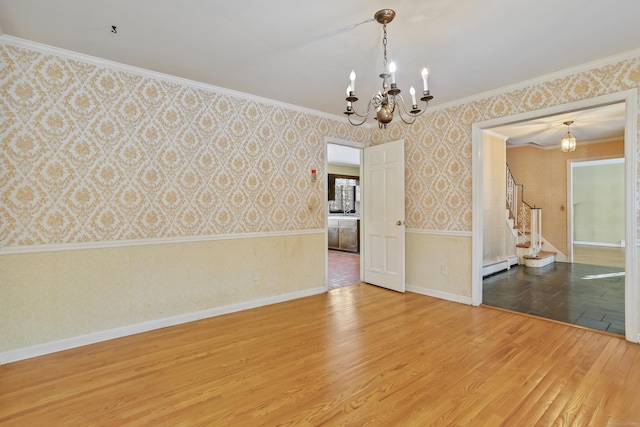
[506,165,556,267]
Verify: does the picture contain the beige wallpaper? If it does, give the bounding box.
[507,140,624,254]
[372,56,640,235]
[2,41,639,249]
[1,43,368,247]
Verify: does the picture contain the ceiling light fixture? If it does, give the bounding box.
[561,120,576,152]
[344,9,433,129]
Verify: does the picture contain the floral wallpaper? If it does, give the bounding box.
[1,39,639,248]
[374,55,640,233]
[0,43,367,246]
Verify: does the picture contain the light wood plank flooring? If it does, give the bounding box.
[1,284,639,426]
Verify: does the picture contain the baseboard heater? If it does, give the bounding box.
[482,255,519,277]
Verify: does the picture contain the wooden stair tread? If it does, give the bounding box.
[523,251,556,260]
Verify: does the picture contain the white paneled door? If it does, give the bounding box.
[363,139,405,292]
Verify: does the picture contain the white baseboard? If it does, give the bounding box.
[482,260,509,277]
[482,255,518,277]
[406,285,472,305]
[0,287,325,364]
[574,241,625,248]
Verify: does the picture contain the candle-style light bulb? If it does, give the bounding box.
[389,62,396,84]
[349,70,356,93]
[410,86,416,105]
[421,68,429,92]
[346,85,352,109]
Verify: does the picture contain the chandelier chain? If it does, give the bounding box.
[382,23,388,69]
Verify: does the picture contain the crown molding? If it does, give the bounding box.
[430,48,640,113]
[6,34,636,129]
[0,34,346,123]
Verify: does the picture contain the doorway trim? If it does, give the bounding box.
[324,137,366,290]
[471,89,638,343]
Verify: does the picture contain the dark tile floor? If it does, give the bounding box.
[328,250,360,290]
[483,262,625,336]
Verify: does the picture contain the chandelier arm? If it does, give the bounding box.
[347,113,369,126]
[345,100,373,125]
[347,99,373,118]
[394,95,418,125]
[397,110,417,125]
[395,94,431,124]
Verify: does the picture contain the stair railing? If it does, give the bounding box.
[506,165,542,257]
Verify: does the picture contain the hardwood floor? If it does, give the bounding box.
[1,284,639,426]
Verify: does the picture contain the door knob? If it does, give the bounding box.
[396,220,403,226]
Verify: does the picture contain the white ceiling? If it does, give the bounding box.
[0,1,638,143]
[492,102,627,149]
[328,144,361,167]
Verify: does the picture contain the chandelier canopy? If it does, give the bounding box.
[344,9,433,129]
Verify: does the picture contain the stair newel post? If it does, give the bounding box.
[530,207,542,258]
[538,207,543,255]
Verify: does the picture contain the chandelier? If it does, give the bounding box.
[561,120,576,152]
[344,9,433,129]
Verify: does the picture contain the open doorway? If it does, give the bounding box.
[326,141,363,290]
[482,105,626,335]
[471,91,638,342]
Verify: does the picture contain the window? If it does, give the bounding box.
[328,174,359,213]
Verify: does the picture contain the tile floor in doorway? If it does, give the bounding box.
[328,250,360,290]
[483,262,625,336]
